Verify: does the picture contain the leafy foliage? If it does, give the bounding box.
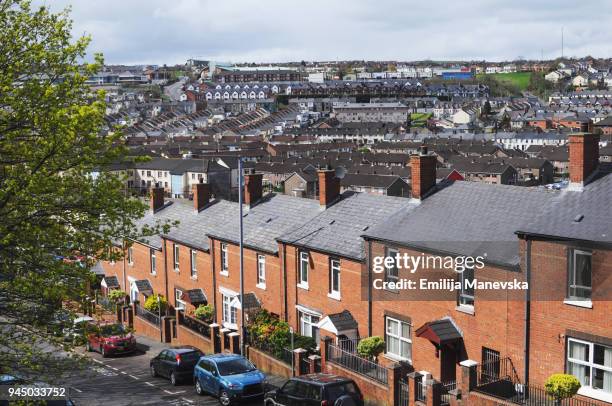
[247,310,316,357]
[544,374,581,401]
[144,294,167,314]
[357,336,385,360]
[0,1,173,381]
[107,290,127,304]
[193,304,214,323]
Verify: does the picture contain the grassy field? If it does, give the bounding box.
[477,72,532,91]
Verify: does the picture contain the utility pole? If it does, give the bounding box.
[238,158,245,356]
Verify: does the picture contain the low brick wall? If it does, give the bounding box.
[465,390,517,406]
[175,324,213,354]
[323,360,391,406]
[133,314,161,341]
[246,345,292,378]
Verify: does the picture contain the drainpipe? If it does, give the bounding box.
[367,239,373,337]
[524,238,532,386]
[122,240,127,293]
[282,244,288,321]
[163,239,169,315]
[211,239,217,323]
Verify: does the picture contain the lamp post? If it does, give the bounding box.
[237,157,246,356]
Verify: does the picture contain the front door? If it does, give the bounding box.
[440,344,457,384]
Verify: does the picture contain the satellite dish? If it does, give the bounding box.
[334,166,347,179]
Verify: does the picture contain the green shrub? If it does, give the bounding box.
[107,290,126,304]
[247,309,316,357]
[144,293,167,313]
[357,336,385,360]
[545,374,581,401]
[194,304,214,323]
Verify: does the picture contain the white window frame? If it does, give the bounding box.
[328,259,341,300]
[257,254,266,289]
[222,294,237,328]
[220,243,229,275]
[190,249,197,278]
[127,247,133,266]
[175,288,186,310]
[458,266,475,309]
[298,251,309,289]
[568,249,592,301]
[385,317,412,362]
[173,244,180,271]
[150,249,157,275]
[385,248,399,282]
[567,338,612,400]
[298,310,320,343]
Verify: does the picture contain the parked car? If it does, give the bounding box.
[264,373,364,406]
[150,346,203,385]
[85,323,136,357]
[63,316,95,344]
[193,354,266,405]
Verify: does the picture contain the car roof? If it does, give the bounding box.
[168,346,201,354]
[200,353,245,363]
[292,373,355,385]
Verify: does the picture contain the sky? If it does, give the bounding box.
[40,0,612,65]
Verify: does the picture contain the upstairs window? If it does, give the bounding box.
[458,267,475,308]
[385,248,399,282]
[257,254,266,287]
[329,259,341,298]
[568,249,592,300]
[220,243,229,274]
[173,244,179,271]
[190,249,197,277]
[150,249,157,274]
[127,247,133,265]
[299,251,309,288]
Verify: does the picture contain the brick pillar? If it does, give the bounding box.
[459,360,478,403]
[228,332,240,354]
[320,336,332,371]
[447,388,461,406]
[161,316,174,343]
[116,303,123,323]
[293,348,307,376]
[407,372,423,406]
[426,379,442,406]
[308,354,321,373]
[210,323,221,353]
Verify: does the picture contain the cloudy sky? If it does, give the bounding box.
[40,0,612,65]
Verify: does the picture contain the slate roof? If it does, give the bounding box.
[102,275,120,288]
[416,318,463,344]
[328,310,358,331]
[134,279,153,293]
[340,174,406,189]
[516,163,612,243]
[184,288,207,305]
[278,191,415,260]
[206,193,321,254]
[364,181,560,268]
[241,293,261,311]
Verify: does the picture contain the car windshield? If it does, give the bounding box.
[180,351,202,362]
[99,324,125,336]
[216,358,256,376]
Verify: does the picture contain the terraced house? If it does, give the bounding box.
[97,133,611,406]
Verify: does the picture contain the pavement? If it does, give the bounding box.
[62,334,287,405]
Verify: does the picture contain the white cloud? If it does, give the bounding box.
[39,0,612,64]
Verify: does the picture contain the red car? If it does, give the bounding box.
[86,323,137,357]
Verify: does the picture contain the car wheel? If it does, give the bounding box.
[195,379,204,395]
[170,372,177,386]
[218,390,231,406]
[150,365,157,377]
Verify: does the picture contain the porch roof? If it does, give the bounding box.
[181,288,207,306]
[101,276,120,289]
[415,318,462,345]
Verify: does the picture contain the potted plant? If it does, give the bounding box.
[544,374,581,406]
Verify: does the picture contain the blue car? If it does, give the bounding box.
[194,354,267,405]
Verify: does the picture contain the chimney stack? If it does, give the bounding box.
[569,133,599,188]
[410,146,437,200]
[192,179,210,212]
[244,169,263,207]
[150,183,165,212]
[317,167,340,208]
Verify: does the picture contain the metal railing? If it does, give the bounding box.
[249,339,293,366]
[415,378,426,402]
[97,296,115,313]
[508,384,598,406]
[398,379,410,406]
[441,380,456,406]
[337,337,361,353]
[326,343,388,385]
[135,304,160,326]
[177,311,211,338]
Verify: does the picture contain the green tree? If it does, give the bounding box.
[0,1,165,381]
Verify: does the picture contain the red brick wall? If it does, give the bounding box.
[246,346,292,378]
[125,242,167,302]
[175,324,213,354]
[284,245,370,338]
[322,360,392,406]
[163,239,214,317]
[526,240,612,387]
[369,242,526,383]
[133,313,161,341]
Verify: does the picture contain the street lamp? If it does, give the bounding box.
[238,157,246,356]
